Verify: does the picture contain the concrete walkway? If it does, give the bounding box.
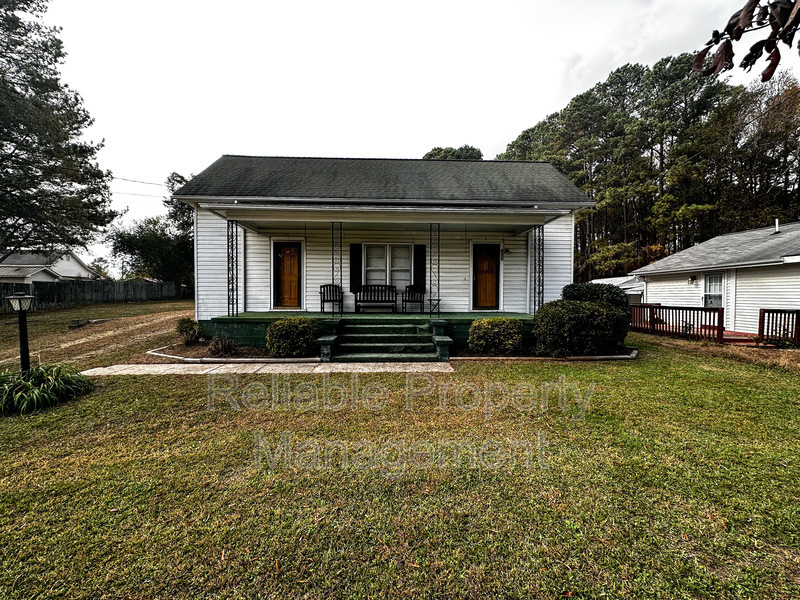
[82,362,454,376]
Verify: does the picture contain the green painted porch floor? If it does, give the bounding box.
[212,311,535,323]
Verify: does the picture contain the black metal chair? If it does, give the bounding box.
[401,285,426,313]
[319,284,343,314]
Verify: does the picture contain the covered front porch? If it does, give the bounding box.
[210,209,556,319]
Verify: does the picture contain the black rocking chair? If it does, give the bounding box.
[319,284,343,314]
[401,285,426,313]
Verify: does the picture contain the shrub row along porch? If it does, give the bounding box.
[204,312,537,361]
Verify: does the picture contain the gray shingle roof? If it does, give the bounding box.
[0,266,51,278]
[631,222,800,275]
[173,156,591,207]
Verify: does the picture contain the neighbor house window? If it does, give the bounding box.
[364,244,412,287]
[704,273,723,308]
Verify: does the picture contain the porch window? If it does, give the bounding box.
[364,244,412,287]
[704,273,723,308]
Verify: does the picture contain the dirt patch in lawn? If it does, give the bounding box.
[0,307,193,367]
[635,334,800,371]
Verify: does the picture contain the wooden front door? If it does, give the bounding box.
[274,242,301,308]
[473,243,500,310]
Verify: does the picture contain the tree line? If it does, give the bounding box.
[497,54,800,280]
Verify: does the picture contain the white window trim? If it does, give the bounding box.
[362,243,414,288]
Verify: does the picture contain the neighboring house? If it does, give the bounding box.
[589,276,644,304]
[174,156,592,322]
[0,251,101,283]
[630,221,800,334]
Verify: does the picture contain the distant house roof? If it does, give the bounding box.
[0,250,99,279]
[631,221,800,276]
[589,276,644,293]
[173,156,592,208]
[0,266,60,279]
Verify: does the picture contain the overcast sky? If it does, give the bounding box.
[43,0,798,263]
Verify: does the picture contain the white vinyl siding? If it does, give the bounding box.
[196,208,243,321]
[734,264,800,334]
[643,275,704,307]
[542,215,575,304]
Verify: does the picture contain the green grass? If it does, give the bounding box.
[0,334,799,598]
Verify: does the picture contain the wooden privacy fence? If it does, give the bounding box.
[630,303,725,343]
[0,280,180,314]
[758,309,800,345]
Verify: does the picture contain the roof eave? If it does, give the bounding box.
[632,259,787,277]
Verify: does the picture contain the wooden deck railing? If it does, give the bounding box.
[630,304,725,343]
[758,309,800,345]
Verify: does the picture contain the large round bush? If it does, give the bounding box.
[265,317,322,358]
[561,282,629,311]
[467,317,523,356]
[532,300,629,358]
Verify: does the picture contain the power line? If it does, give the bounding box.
[112,176,166,187]
[111,191,165,199]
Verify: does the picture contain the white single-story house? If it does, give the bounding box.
[0,251,100,283]
[630,221,800,334]
[173,156,592,358]
[589,276,644,304]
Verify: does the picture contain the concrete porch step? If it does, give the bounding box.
[338,342,437,354]
[341,323,431,335]
[334,352,440,363]
[338,333,433,344]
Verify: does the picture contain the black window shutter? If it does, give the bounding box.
[350,244,362,293]
[413,244,426,291]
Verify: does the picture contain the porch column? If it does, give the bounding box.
[331,222,343,287]
[530,225,544,313]
[227,219,239,317]
[429,223,440,315]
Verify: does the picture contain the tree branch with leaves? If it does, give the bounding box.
[694,1,800,81]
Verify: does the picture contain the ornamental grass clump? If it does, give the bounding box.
[467,317,524,356]
[265,318,322,358]
[0,364,95,414]
[176,318,204,345]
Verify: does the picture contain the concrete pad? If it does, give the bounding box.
[83,362,454,376]
[312,362,454,373]
[207,364,266,374]
[255,364,318,374]
[82,364,218,376]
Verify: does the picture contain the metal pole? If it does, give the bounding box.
[18,309,30,372]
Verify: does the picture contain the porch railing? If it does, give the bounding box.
[758,309,800,345]
[630,303,725,343]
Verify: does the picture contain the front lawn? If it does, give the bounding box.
[1,333,798,598]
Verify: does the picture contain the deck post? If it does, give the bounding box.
[758,309,766,341]
[794,310,800,344]
[648,304,655,335]
[227,220,239,317]
[716,308,724,343]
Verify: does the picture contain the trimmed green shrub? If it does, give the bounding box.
[562,282,629,311]
[467,317,524,356]
[0,364,95,414]
[265,318,322,358]
[209,336,236,357]
[532,300,629,358]
[176,318,203,345]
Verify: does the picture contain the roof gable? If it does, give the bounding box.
[173,156,591,207]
